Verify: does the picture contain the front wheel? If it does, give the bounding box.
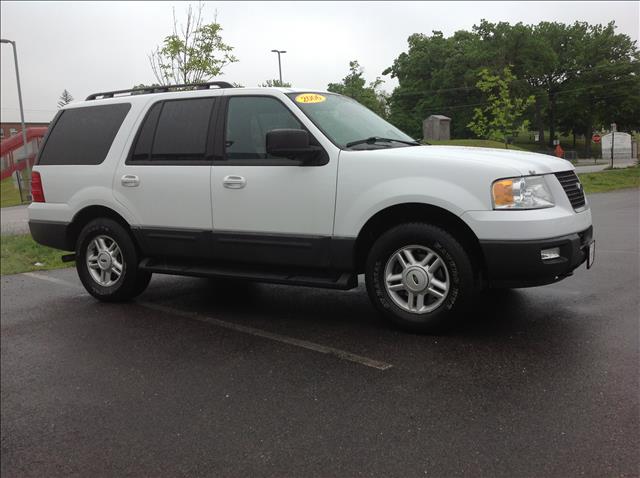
[365,223,475,333]
[76,218,151,302]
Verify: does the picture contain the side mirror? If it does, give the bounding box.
[266,129,321,162]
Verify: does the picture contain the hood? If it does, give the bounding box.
[374,145,574,176]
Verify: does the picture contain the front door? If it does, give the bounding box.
[210,94,339,268]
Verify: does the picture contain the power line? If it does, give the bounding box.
[423,78,638,111]
[391,61,639,96]
[420,90,638,115]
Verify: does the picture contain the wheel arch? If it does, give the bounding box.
[67,205,137,251]
[354,203,486,280]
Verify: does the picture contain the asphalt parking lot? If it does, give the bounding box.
[1,189,638,477]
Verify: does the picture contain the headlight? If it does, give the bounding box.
[492,175,554,210]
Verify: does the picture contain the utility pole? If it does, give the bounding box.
[1,39,27,201]
[271,49,286,85]
[610,122,617,169]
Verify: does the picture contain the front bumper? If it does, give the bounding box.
[481,226,593,288]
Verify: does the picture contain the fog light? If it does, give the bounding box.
[541,247,561,261]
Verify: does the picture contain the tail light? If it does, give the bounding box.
[31,171,45,202]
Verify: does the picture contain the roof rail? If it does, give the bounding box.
[85,81,235,101]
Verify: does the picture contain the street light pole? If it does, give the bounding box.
[1,39,28,152]
[1,38,28,201]
[271,49,286,85]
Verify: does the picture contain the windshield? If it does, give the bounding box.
[287,92,416,149]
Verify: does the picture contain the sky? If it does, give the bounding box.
[1,1,638,123]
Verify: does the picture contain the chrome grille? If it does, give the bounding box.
[555,170,586,210]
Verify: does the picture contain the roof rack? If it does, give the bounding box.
[85,81,235,101]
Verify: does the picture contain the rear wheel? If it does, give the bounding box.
[365,223,475,333]
[76,218,151,302]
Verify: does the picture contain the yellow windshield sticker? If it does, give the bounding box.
[295,93,326,104]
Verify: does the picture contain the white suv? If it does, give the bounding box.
[28,82,594,332]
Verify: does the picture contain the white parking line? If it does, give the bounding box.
[140,301,393,370]
[23,271,393,371]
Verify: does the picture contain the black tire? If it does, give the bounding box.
[76,218,151,302]
[365,223,475,333]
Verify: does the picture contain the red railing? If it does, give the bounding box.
[0,127,47,183]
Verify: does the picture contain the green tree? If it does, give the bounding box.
[328,60,389,118]
[555,22,640,156]
[383,30,487,138]
[384,20,639,150]
[149,2,238,85]
[470,20,551,144]
[531,22,583,147]
[57,89,74,108]
[259,79,292,87]
[467,67,534,147]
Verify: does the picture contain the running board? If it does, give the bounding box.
[138,258,358,290]
[61,253,76,263]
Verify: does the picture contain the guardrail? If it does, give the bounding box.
[0,127,48,202]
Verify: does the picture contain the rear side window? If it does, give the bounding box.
[38,103,131,165]
[132,102,162,161]
[131,98,216,162]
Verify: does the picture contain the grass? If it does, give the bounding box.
[511,130,602,159]
[1,176,25,208]
[426,139,525,150]
[427,132,609,159]
[578,165,640,193]
[1,234,71,275]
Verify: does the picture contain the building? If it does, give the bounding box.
[0,122,50,141]
[422,115,451,141]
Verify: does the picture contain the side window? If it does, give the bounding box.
[225,96,303,160]
[131,98,215,162]
[38,103,131,165]
[132,102,162,161]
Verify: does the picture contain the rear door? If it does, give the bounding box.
[114,96,218,258]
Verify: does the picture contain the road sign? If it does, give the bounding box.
[592,134,601,143]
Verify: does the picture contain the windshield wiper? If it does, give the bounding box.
[345,137,421,148]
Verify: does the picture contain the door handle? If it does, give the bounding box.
[121,174,140,187]
[223,175,246,189]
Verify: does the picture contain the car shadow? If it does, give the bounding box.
[140,276,582,343]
